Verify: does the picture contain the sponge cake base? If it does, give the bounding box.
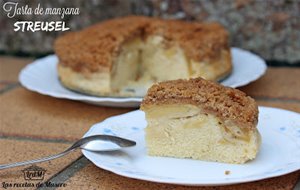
[144,104,261,164]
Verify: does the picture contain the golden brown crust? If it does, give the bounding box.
[54,16,149,73]
[54,16,230,73]
[141,77,258,130]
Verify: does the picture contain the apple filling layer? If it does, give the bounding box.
[111,36,231,97]
[144,104,261,164]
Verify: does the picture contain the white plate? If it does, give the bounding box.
[19,48,266,107]
[82,107,300,186]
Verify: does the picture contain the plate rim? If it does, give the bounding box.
[228,47,267,88]
[82,106,300,186]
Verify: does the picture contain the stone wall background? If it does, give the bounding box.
[0,0,299,64]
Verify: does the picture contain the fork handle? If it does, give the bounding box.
[0,150,71,170]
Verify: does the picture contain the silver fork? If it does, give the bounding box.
[0,135,136,170]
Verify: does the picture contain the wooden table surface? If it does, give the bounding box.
[0,56,299,190]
